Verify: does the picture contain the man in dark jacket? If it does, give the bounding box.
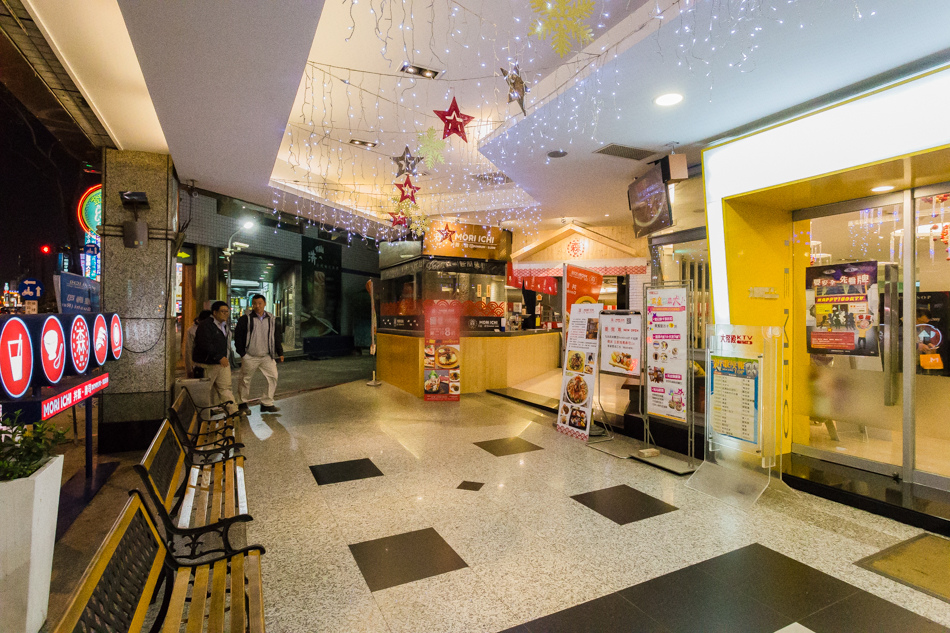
[234,294,284,413]
[192,301,238,414]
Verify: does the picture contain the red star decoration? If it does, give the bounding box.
[433,97,475,143]
[436,225,455,243]
[395,175,420,204]
[389,212,408,227]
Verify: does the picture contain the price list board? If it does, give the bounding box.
[709,355,760,445]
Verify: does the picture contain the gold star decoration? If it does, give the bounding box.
[529,0,595,58]
[417,127,446,170]
[501,65,528,115]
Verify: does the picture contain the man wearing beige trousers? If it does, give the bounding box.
[234,294,284,413]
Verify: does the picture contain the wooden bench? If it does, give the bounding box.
[135,420,248,539]
[169,387,241,450]
[52,491,265,633]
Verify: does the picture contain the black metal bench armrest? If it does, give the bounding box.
[168,514,254,557]
[185,445,244,467]
[189,423,235,439]
[170,543,266,568]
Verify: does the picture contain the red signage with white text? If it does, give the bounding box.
[41,373,109,419]
[92,313,108,366]
[0,318,33,398]
[40,316,66,384]
[109,314,123,360]
[423,301,461,401]
[69,315,91,374]
[564,264,603,316]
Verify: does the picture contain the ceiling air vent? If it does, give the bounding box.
[594,144,656,161]
[469,171,512,186]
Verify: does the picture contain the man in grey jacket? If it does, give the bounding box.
[234,294,284,413]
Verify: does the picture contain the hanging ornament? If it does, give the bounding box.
[501,65,528,115]
[408,212,430,239]
[395,175,420,204]
[392,145,422,179]
[417,127,446,169]
[530,0,595,58]
[433,97,475,143]
[389,211,409,228]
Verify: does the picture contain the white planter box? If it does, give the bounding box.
[0,454,64,633]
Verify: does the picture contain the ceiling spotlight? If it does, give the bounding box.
[871,185,895,192]
[399,62,441,79]
[547,150,568,158]
[349,139,378,148]
[655,93,684,106]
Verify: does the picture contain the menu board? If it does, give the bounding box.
[645,286,689,422]
[599,313,641,376]
[556,304,603,440]
[423,302,461,401]
[709,356,759,444]
[805,261,879,356]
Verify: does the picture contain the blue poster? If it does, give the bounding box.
[57,273,100,314]
[709,355,760,445]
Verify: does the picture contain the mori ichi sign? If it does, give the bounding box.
[41,373,109,419]
[423,222,512,260]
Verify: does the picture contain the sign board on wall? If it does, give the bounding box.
[556,303,603,440]
[55,273,100,314]
[645,286,689,422]
[423,301,461,401]
[423,222,512,260]
[563,264,603,316]
[599,313,641,375]
[301,237,343,338]
[804,261,879,356]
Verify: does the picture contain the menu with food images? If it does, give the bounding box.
[645,286,689,423]
[709,356,759,444]
[599,313,642,376]
[423,301,461,401]
[556,303,603,440]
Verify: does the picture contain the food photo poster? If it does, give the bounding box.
[557,303,603,439]
[645,287,689,422]
[423,301,461,401]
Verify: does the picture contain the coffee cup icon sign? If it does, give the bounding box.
[44,329,63,369]
[8,335,22,381]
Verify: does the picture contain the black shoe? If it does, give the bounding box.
[238,403,251,414]
[260,404,281,413]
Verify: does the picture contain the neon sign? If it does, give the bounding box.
[77,184,102,235]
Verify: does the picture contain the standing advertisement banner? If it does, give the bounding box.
[423,301,461,401]
[562,264,603,317]
[599,312,642,375]
[645,286,689,422]
[805,261,879,356]
[556,303,603,440]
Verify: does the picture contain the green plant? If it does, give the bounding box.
[0,412,68,481]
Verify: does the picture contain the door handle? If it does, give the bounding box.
[882,263,900,406]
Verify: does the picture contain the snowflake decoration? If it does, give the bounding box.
[386,196,430,239]
[529,0,595,58]
[416,127,446,170]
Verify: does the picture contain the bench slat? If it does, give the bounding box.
[207,559,229,633]
[186,564,211,633]
[162,569,192,633]
[177,466,200,529]
[194,465,213,528]
[246,552,266,633]
[230,554,247,633]
[236,459,248,515]
[210,461,224,524]
[225,459,236,518]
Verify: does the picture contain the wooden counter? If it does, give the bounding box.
[376,330,561,398]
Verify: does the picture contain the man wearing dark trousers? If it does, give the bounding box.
[234,294,284,413]
[192,301,238,415]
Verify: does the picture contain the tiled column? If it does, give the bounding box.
[99,150,178,452]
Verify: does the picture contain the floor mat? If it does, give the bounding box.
[856,533,950,603]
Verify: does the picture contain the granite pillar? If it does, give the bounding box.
[99,150,178,453]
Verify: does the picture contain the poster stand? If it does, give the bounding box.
[685,324,785,510]
[588,309,641,449]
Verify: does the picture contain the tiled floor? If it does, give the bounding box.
[239,381,950,632]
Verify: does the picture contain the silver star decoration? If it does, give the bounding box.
[392,145,423,178]
[501,65,528,115]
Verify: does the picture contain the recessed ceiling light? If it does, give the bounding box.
[399,62,441,79]
[349,139,378,148]
[547,150,568,158]
[871,185,895,192]
[654,93,684,107]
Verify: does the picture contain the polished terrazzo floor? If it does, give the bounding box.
[239,381,950,632]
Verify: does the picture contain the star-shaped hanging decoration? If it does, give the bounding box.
[436,224,456,243]
[501,65,528,115]
[389,211,409,228]
[433,97,475,143]
[392,145,423,179]
[395,175,420,204]
[417,127,446,169]
[529,0,595,58]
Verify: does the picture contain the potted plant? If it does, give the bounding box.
[0,415,66,633]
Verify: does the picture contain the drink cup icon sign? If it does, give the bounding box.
[9,335,22,381]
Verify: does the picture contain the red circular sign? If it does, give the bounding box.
[109,314,123,360]
[40,316,65,384]
[70,316,90,373]
[0,318,33,398]
[93,314,108,366]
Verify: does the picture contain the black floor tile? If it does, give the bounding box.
[693,543,858,621]
[571,485,677,525]
[348,527,468,592]
[474,436,544,457]
[619,565,793,633]
[458,481,485,491]
[310,458,383,485]
[801,590,949,633]
[524,592,669,633]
